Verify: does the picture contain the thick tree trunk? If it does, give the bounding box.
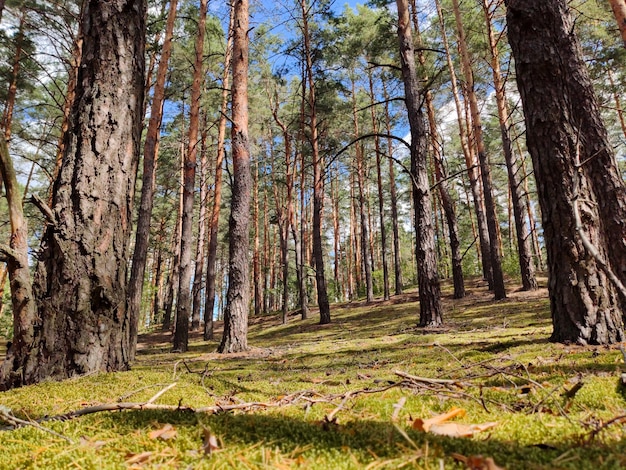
[219,0,251,353]
[127,0,178,359]
[396,0,442,327]
[482,0,537,291]
[452,0,505,299]
[204,5,234,341]
[1,0,146,388]
[506,0,626,344]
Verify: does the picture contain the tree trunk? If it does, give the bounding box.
[173,0,207,352]
[2,11,25,142]
[301,0,330,324]
[351,77,374,303]
[1,0,146,388]
[0,136,37,390]
[205,5,234,341]
[506,0,626,344]
[219,0,251,353]
[482,0,537,291]
[395,0,443,327]
[609,0,626,48]
[434,0,491,285]
[451,0,506,299]
[383,80,403,296]
[191,120,209,330]
[368,72,390,301]
[127,0,178,359]
[410,5,464,299]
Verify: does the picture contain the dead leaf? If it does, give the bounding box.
[125,451,153,465]
[79,436,107,449]
[412,407,466,431]
[412,407,497,437]
[202,428,220,455]
[427,421,498,437]
[148,423,177,440]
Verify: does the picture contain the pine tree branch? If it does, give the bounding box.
[0,245,21,265]
[28,194,56,226]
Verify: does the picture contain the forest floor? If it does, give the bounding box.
[1,276,626,469]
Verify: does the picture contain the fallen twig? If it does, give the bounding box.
[0,407,74,442]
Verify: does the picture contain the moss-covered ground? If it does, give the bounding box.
[1,277,625,469]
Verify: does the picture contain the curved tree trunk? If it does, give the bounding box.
[396,0,442,327]
[1,0,146,388]
[219,0,251,353]
[0,136,36,390]
[506,0,626,344]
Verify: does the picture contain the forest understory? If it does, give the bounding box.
[1,276,625,470]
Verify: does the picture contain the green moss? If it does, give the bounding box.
[1,280,625,469]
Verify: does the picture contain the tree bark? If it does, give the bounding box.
[0,135,36,390]
[383,79,403,296]
[300,0,330,324]
[204,5,234,341]
[1,0,146,389]
[434,0,492,285]
[609,0,626,48]
[506,0,626,344]
[482,0,537,291]
[396,0,443,327]
[452,0,506,299]
[219,0,251,353]
[127,0,178,359]
[191,119,209,331]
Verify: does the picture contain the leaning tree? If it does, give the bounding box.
[506,0,626,344]
[1,0,146,388]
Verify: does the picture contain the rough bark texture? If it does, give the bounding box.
[1,0,146,388]
[127,0,178,359]
[506,0,626,344]
[191,122,208,330]
[219,0,250,353]
[396,0,443,327]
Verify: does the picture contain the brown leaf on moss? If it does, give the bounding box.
[452,453,506,469]
[412,407,466,432]
[148,423,177,440]
[125,451,153,465]
[202,428,220,455]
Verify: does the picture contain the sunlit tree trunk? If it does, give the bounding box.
[507,0,626,344]
[128,0,178,357]
[173,0,207,352]
[300,0,330,324]
[452,0,506,299]
[191,119,209,330]
[219,0,251,353]
[482,0,537,291]
[1,0,146,388]
[609,0,626,48]
[396,0,442,326]
[205,5,234,341]
[383,79,403,295]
